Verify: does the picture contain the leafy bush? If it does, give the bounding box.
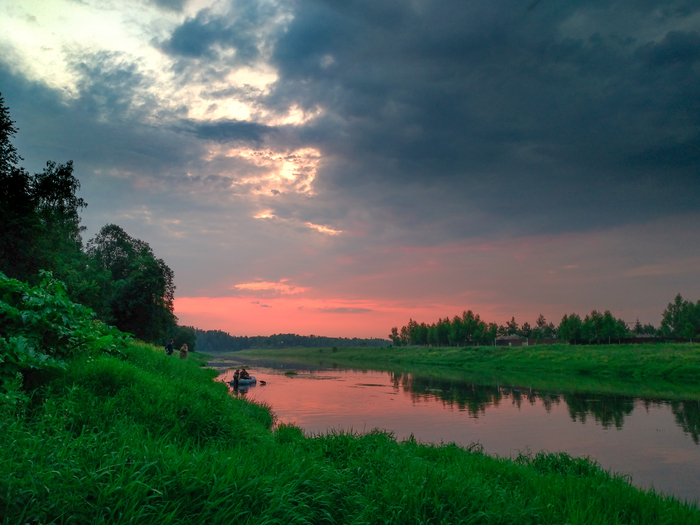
[0,271,130,391]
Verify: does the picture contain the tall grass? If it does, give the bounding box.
[2,342,699,524]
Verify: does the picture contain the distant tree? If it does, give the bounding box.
[521,322,532,338]
[484,323,499,345]
[168,324,196,352]
[600,310,628,344]
[389,327,402,346]
[558,313,582,345]
[448,315,464,346]
[642,323,657,335]
[532,314,555,341]
[633,318,643,335]
[506,317,519,336]
[582,310,604,344]
[87,224,176,342]
[660,294,700,341]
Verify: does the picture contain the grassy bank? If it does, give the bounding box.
[229,343,700,400]
[3,341,700,524]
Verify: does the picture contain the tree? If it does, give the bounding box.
[0,93,40,280]
[168,324,197,352]
[87,224,176,342]
[582,310,604,344]
[660,294,700,341]
[506,317,519,336]
[389,327,401,346]
[0,95,91,293]
[558,313,582,345]
[533,314,555,341]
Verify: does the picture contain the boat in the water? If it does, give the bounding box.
[230,376,256,387]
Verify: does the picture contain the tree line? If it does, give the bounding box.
[390,296,699,347]
[0,93,193,349]
[194,328,387,352]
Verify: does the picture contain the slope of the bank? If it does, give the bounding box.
[1,341,699,524]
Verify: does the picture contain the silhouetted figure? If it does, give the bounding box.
[165,339,174,356]
[240,368,250,380]
[179,343,188,359]
[233,369,240,389]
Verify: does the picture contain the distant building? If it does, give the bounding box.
[496,335,559,347]
[495,335,525,347]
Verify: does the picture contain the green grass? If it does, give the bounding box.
[228,342,700,400]
[2,342,699,524]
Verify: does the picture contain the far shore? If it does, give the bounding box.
[212,342,700,400]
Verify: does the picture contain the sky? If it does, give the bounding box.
[1,0,699,339]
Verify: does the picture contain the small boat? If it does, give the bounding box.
[230,376,256,387]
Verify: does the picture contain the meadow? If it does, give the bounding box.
[4,342,700,524]
[230,343,700,400]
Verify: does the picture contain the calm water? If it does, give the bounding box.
[215,363,700,503]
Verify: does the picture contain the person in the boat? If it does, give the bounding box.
[239,368,250,380]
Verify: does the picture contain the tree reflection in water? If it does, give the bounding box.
[389,372,700,439]
[670,400,700,444]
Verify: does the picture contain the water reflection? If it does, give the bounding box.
[390,373,674,431]
[220,364,700,447]
[670,400,700,444]
[215,364,700,502]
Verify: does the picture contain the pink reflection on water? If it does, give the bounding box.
[216,367,700,504]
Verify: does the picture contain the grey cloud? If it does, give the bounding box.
[263,0,700,237]
[637,30,700,66]
[318,307,373,314]
[186,119,273,144]
[158,2,277,66]
[149,0,189,12]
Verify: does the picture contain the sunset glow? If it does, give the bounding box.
[2,0,699,339]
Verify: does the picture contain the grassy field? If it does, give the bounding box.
[228,342,700,400]
[3,341,700,524]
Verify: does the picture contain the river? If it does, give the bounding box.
[214,361,700,504]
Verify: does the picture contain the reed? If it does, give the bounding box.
[2,342,699,524]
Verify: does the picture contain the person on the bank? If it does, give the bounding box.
[165,339,174,356]
[233,369,240,389]
[179,343,188,359]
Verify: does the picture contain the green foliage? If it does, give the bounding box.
[0,271,130,391]
[2,340,699,524]
[661,294,700,341]
[0,97,178,345]
[168,324,197,351]
[86,224,176,342]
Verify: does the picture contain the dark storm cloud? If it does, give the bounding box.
[158,2,276,66]
[637,30,700,66]
[262,0,700,237]
[185,119,273,144]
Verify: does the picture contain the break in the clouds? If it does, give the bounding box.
[1,0,699,337]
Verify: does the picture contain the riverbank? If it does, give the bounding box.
[228,342,700,400]
[2,342,699,523]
